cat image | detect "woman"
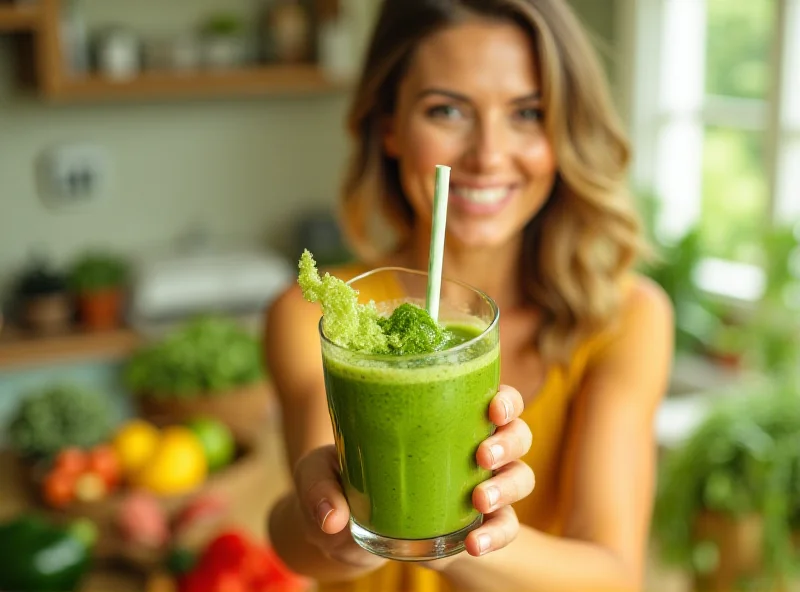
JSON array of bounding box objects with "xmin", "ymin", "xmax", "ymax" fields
[{"xmin": 265, "ymin": 0, "xmax": 673, "ymax": 590}]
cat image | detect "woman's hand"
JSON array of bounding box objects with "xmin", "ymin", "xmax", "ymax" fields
[
  {"xmin": 427, "ymin": 385, "xmax": 535, "ymax": 568},
  {"xmin": 292, "ymin": 445, "xmax": 388, "ymax": 571}
]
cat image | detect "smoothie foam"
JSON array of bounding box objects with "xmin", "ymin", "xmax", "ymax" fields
[{"xmin": 298, "ymin": 250, "xmax": 452, "ymax": 355}]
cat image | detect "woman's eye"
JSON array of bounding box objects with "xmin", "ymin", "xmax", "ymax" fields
[
  {"xmin": 426, "ymin": 104, "xmax": 463, "ymax": 120},
  {"xmin": 515, "ymin": 107, "xmax": 543, "ymax": 122}
]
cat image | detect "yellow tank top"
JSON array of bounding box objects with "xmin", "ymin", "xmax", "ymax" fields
[{"xmin": 316, "ymin": 264, "xmax": 606, "ymax": 592}]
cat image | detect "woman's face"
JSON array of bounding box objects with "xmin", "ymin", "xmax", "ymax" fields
[{"xmin": 384, "ymin": 19, "xmax": 557, "ymax": 251}]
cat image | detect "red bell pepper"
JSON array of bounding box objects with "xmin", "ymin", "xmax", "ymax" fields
[{"xmin": 178, "ymin": 529, "xmax": 307, "ymax": 592}]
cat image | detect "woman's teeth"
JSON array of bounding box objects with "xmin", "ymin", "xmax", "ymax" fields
[{"xmin": 453, "ymin": 186, "xmax": 509, "ymax": 204}]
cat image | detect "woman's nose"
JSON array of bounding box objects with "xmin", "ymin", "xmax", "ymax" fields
[{"xmin": 464, "ymin": 115, "xmax": 508, "ymax": 172}]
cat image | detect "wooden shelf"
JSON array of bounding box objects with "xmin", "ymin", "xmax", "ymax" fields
[
  {"xmin": 45, "ymin": 64, "xmax": 346, "ymax": 103},
  {"xmin": 0, "ymin": 3, "xmax": 41, "ymax": 31},
  {"xmin": 0, "ymin": 324, "xmax": 142, "ymax": 371}
]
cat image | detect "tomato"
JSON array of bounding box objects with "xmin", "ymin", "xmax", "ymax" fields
[
  {"xmin": 43, "ymin": 471, "xmax": 76, "ymax": 508},
  {"xmin": 53, "ymin": 448, "xmax": 87, "ymax": 476},
  {"xmin": 87, "ymin": 445, "xmax": 121, "ymax": 489}
]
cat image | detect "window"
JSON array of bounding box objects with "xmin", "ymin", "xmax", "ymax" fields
[{"xmin": 625, "ymin": 0, "xmax": 800, "ymax": 300}]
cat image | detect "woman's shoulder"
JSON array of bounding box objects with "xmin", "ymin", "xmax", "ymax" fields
[
  {"xmin": 578, "ymin": 273, "xmax": 672, "ymax": 358},
  {"xmin": 619, "ymin": 273, "xmax": 673, "ymax": 325},
  {"xmin": 266, "ymin": 259, "xmax": 369, "ymax": 324},
  {"xmin": 585, "ymin": 272, "xmax": 673, "ymax": 361}
]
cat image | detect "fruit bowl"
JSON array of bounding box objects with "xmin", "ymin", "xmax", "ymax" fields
[
  {"xmin": 20, "ymin": 435, "xmax": 269, "ymax": 571},
  {"xmin": 135, "ymin": 381, "xmax": 276, "ymax": 442}
]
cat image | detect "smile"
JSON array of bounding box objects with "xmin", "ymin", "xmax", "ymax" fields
[{"xmin": 448, "ymin": 184, "xmax": 515, "ymax": 213}]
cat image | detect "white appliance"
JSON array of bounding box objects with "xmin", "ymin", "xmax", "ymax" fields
[{"xmin": 127, "ymin": 247, "xmax": 294, "ymax": 337}]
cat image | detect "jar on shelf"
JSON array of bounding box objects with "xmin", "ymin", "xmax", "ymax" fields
[
  {"xmin": 315, "ymin": 0, "xmax": 356, "ymax": 82},
  {"xmin": 260, "ymin": 0, "xmax": 312, "ymax": 64},
  {"xmin": 93, "ymin": 26, "xmax": 141, "ymax": 81}
]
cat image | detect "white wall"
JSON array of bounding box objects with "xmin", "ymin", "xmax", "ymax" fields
[
  {"xmin": 0, "ymin": 0, "xmax": 379, "ymax": 298},
  {"xmin": 0, "ymin": 0, "xmax": 615, "ymax": 299}
]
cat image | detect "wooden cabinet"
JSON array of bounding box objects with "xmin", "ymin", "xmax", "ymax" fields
[
  {"xmin": 0, "ymin": 3, "xmax": 40, "ymax": 31},
  {"xmin": 0, "ymin": 0, "xmax": 345, "ymax": 103}
]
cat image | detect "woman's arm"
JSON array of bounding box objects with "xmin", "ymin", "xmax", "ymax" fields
[
  {"xmin": 264, "ymin": 285, "xmax": 386, "ymax": 582},
  {"xmin": 433, "ymin": 277, "xmax": 674, "ymax": 592}
]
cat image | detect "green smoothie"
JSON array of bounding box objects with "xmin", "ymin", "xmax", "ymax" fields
[
  {"xmin": 322, "ymin": 325, "xmax": 500, "ymax": 539},
  {"xmin": 298, "ymin": 250, "xmax": 501, "ymax": 546}
]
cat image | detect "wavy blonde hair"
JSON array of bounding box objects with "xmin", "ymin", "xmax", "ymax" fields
[{"xmin": 339, "ymin": 0, "xmax": 647, "ymax": 366}]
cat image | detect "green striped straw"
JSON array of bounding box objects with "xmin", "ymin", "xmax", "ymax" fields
[{"xmin": 426, "ymin": 165, "xmax": 451, "ymax": 322}]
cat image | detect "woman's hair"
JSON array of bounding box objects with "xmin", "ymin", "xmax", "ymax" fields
[{"xmin": 339, "ymin": 0, "xmax": 647, "ymax": 366}]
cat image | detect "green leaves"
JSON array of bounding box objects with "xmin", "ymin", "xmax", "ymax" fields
[
  {"xmin": 8, "ymin": 385, "xmax": 113, "ymax": 459},
  {"xmin": 654, "ymin": 382, "xmax": 800, "ymax": 577},
  {"xmin": 124, "ymin": 317, "xmax": 265, "ymax": 397},
  {"xmin": 68, "ymin": 251, "xmax": 129, "ymax": 293}
]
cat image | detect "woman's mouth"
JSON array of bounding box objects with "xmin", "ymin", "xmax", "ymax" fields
[{"xmin": 449, "ymin": 184, "xmax": 515, "ymax": 214}]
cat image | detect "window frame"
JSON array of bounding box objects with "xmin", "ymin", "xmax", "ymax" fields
[{"xmin": 618, "ymin": 0, "xmax": 799, "ymax": 303}]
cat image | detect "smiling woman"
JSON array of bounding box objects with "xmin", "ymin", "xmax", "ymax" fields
[
  {"xmin": 341, "ymin": 0, "xmax": 643, "ymax": 366},
  {"xmin": 264, "ymin": 1, "xmax": 673, "ymax": 592}
]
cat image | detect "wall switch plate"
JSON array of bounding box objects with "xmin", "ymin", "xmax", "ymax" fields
[{"xmin": 35, "ymin": 143, "xmax": 112, "ymax": 210}]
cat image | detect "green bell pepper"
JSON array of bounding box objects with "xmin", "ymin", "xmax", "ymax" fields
[{"xmin": 0, "ymin": 514, "xmax": 97, "ymax": 592}]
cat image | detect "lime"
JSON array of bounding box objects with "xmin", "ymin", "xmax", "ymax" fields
[{"xmin": 184, "ymin": 417, "xmax": 235, "ymax": 472}]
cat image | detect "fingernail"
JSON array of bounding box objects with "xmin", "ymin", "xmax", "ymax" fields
[
  {"xmin": 502, "ymin": 398, "xmax": 513, "ymax": 422},
  {"xmin": 477, "ymin": 534, "xmax": 491, "ymax": 555},
  {"xmin": 316, "ymin": 499, "xmax": 334, "ymax": 530},
  {"xmin": 486, "ymin": 486, "xmax": 500, "ymax": 507},
  {"xmin": 489, "ymin": 444, "xmax": 504, "ymax": 466}
]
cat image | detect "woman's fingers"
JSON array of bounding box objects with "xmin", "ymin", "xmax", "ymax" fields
[
  {"xmin": 476, "ymin": 417, "xmax": 533, "ymax": 471},
  {"xmin": 472, "ymin": 460, "xmax": 535, "ymax": 514},
  {"xmin": 489, "ymin": 385, "xmax": 524, "ymax": 426},
  {"xmin": 464, "ymin": 506, "xmax": 520, "ymax": 557},
  {"xmin": 293, "ymin": 444, "xmax": 351, "ymax": 535},
  {"xmin": 293, "ymin": 446, "xmax": 387, "ymax": 570}
]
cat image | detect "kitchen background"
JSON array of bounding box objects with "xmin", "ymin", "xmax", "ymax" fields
[{"xmin": 1, "ymin": 0, "xmax": 799, "ymax": 590}]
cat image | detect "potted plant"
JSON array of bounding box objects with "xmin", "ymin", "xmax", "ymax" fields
[
  {"xmin": 124, "ymin": 316, "xmax": 271, "ymax": 440},
  {"xmin": 697, "ymin": 302, "xmax": 750, "ymax": 370},
  {"xmin": 635, "ymin": 192, "xmax": 709, "ymax": 358},
  {"xmin": 68, "ymin": 250, "xmax": 129, "ymax": 331},
  {"xmin": 747, "ymin": 223, "xmax": 800, "ymax": 375},
  {"xmin": 15, "ymin": 258, "xmax": 72, "ymax": 333},
  {"xmin": 653, "ymin": 379, "xmax": 800, "ymax": 590},
  {"xmin": 199, "ymin": 13, "xmax": 247, "ymax": 70}
]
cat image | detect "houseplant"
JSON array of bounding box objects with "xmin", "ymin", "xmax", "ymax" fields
[
  {"xmin": 636, "ymin": 191, "xmax": 714, "ymax": 357},
  {"xmin": 15, "ymin": 258, "xmax": 72, "ymax": 333},
  {"xmin": 653, "ymin": 378, "xmax": 800, "ymax": 590},
  {"xmin": 124, "ymin": 316, "xmax": 271, "ymax": 440},
  {"xmin": 637, "ymin": 192, "xmax": 799, "ymax": 371},
  {"xmin": 747, "ymin": 223, "xmax": 800, "ymax": 375},
  {"xmin": 199, "ymin": 13, "xmax": 247, "ymax": 69},
  {"xmin": 68, "ymin": 250, "xmax": 130, "ymax": 330}
]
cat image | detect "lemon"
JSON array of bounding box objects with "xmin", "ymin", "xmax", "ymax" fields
[
  {"xmin": 112, "ymin": 419, "xmax": 161, "ymax": 478},
  {"xmin": 131, "ymin": 426, "xmax": 207, "ymax": 496}
]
